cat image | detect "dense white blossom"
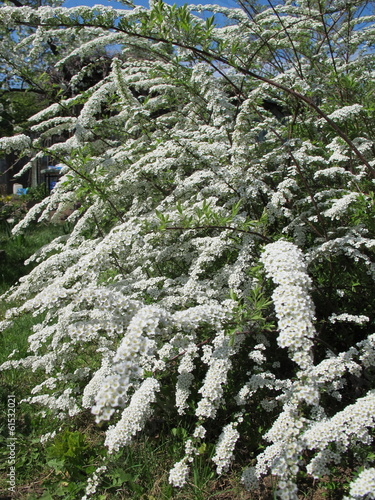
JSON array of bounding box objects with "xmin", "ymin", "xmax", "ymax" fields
[
  {"xmin": 329, "ymin": 313, "xmax": 370, "ymax": 325},
  {"xmin": 0, "ymin": 1, "xmax": 374, "ymax": 498},
  {"xmin": 344, "ymin": 468, "xmax": 375, "ymax": 499},
  {"xmin": 212, "ymin": 422, "xmax": 240, "ymax": 474},
  {"xmin": 261, "ymin": 240, "xmax": 316, "ymax": 369},
  {"xmin": 176, "ymin": 344, "xmax": 199, "ymax": 414},
  {"xmin": 0, "ymin": 134, "xmax": 31, "ymax": 154},
  {"xmin": 168, "ymin": 458, "xmax": 190, "ymax": 488},
  {"xmin": 104, "ymin": 377, "xmax": 160, "ymax": 453},
  {"xmin": 196, "ymin": 334, "xmax": 239, "ymax": 419},
  {"xmin": 304, "ymin": 391, "xmax": 375, "ymax": 452}
]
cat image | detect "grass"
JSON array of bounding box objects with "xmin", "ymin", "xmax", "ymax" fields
[
  {"xmin": 0, "ymin": 221, "xmax": 67, "ymax": 295},
  {"xmin": 0, "ymin": 406, "xmax": 254, "ymax": 499}
]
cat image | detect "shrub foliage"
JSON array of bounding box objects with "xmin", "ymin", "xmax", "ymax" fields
[{"xmin": 1, "ymin": 0, "xmax": 375, "ymax": 498}]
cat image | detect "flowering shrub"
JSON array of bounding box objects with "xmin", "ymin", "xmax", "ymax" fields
[{"xmin": 1, "ymin": 0, "xmax": 375, "ymax": 497}]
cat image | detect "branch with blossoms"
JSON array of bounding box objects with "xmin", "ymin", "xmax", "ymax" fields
[
  {"xmin": 10, "ymin": 5, "xmax": 375, "ymax": 177},
  {"xmin": 164, "ymin": 225, "xmax": 272, "ymax": 242},
  {"xmin": 0, "ymin": 2, "xmax": 375, "ymax": 499},
  {"xmin": 165, "ymin": 328, "xmax": 253, "ymax": 366}
]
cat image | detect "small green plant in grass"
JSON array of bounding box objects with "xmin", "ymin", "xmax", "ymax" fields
[
  {"xmin": 46, "ymin": 430, "xmax": 90, "ymax": 479},
  {"xmin": 189, "ymin": 444, "xmax": 215, "ymax": 500},
  {"xmin": 0, "ymin": 195, "xmax": 27, "ymax": 229},
  {"xmin": 0, "ymin": 222, "xmax": 66, "ymax": 293}
]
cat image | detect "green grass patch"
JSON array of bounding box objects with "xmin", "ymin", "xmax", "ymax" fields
[{"xmin": 0, "ymin": 222, "xmax": 67, "ymax": 295}]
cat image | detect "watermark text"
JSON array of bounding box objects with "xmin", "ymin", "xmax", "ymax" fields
[{"xmin": 6, "ymin": 395, "xmax": 16, "ymax": 496}]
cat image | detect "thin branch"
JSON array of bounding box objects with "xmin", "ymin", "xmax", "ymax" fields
[
  {"xmin": 17, "ymin": 10, "xmax": 375, "ymax": 177},
  {"xmin": 164, "ymin": 224, "xmax": 272, "ymax": 242},
  {"xmin": 70, "ymin": 19, "xmax": 375, "ymax": 178},
  {"xmin": 265, "ymin": 0, "xmax": 304, "ymax": 79}
]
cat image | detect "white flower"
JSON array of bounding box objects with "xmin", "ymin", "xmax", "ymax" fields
[
  {"xmin": 261, "ymin": 240, "xmax": 316, "ymax": 369},
  {"xmin": 326, "ymin": 104, "xmax": 363, "ymax": 122},
  {"xmin": 104, "ymin": 378, "xmax": 160, "ymax": 453},
  {"xmin": 0, "ymin": 134, "xmax": 31, "ymax": 154},
  {"xmin": 345, "ymin": 468, "xmax": 375, "ymax": 499},
  {"xmin": 212, "ymin": 422, "xmax": 240, "ymax": 474},
  {"xmin": 329, "ymin": 313, "xmax": 369, "ymax": 325},
  {"xmin": 169, "ymin": 458, "xmax": 190, "ymax": 488}
]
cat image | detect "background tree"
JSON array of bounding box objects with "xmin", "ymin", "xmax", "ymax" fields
[{"xmin": 0, "ymin": 0, "xmax": 118, "ymax": 191}]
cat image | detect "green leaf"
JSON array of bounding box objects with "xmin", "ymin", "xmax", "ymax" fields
[{"xmin": 39, "ymin": 493, "xmax": 54, "ymax": 500}]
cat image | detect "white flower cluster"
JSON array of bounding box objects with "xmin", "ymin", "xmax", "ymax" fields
[
  {"xmin": 329, "ymin": 313, "xmax": 370, "ymax": 325},
  {"xmin": 324, "ymin": 192, "xmax": 359, "ymax": 220},
  {"xmin": 236, "ymin": 371, "xmax": 289, "ymax": 406},
  {"xmin": 304, "ymin": 390, "xmax": 375, "ymax": 457},
  {"xmin": 357, "ymin": 334, "xmax": 375, "ymax": 368},
  {"xmin": 169, "ymin": 437, "xmax": 200, "ymax": 487},
  {"xmin": 256, "ymin": 408, "xmax": 306, "ymax": 488},
  {"xmin": 212, "ymin": 422, "xmax": 240, "ymax": 474},
  {"xmin": 168, "ymin": 457, "xmax": 190, "ymax": 488},
  {"xmin": 40, "ymin": 431, "xmax": 56, "ymax": 444},
  {"xmin": 104, "ymin": 377, "xmax": 160, "ymax": 453},
  {"xmin": 22, "ymin": 388, "xmax": 81, "ymax": 417},
  {"xmin": 92, "ymin": 305, "xmax": 169, "ymax": 421},
  {"xmin": 82, "ymin": 361, "xmax": 112, "ymax": 409},
  {"xmin": 82, "ymin": 466, "xmax": 107, "ymax": 499},
  {"xmin": 326, "ymin": 104, "xmax": 364, "ymax": 122},
  {"xmin": 260, "ymin": 240, "xmax": 316, "ymax": 369},
  {"xmin": 0, "ymin": 134, "xmax": 30, "ymax": 154},
  {"xmin": 78, "ymin": 81, "xmax": 116, "ymax": 130},
  {"xmin": 196, "ymin": 334, "xmax": 238, "ymax": 419},
  {"xmin": 11, "ymin": 198, "xmax": 50, "ymax": 236},
  {"xmin": 344, "ymin": 468, "xmax": 375, "ymax": 499},
  {"xmin": 248, "ymin": 343, "xmax": 267, "ymax": 365},
  {"xmin": 176, "ymin": 344, "xmax": 199, "ymax": 415}
]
